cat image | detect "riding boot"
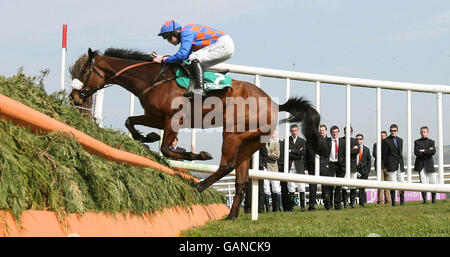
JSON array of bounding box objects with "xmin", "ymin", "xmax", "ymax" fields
[
  {"xmin": 400, "ymin": 191, "xmax": 405, "ymax": 205},
  {"xmin": 342, "ymin": 189, "xmax": 348, "ymax": 209},
  {"xmin": 287, "ymin": 192, "xmax": 295, "ymax": 212},
  {"xmin": 421, "ymin": 192, "xmax": 427, "ymax": 204},
  {"xmin": 350, "ymin": 189, "xmax": 357, "ymax": 209},
  {"xmin": 183, "ymin": 59, "xmax": 205, "ymax": 98},
  {"xmin": 431, "ymin": 193, "xmax": 436, "ymax": 204},
  {"xmin": 272, "ymin": 193, "xmax": 281, "ymax": 212},
  {"xmin": 264, "ymin": 194, "xmax": 271, "ymax": 213},
  {"xmin": 300, "ymin": 192, "xmax": 306, "ymax": 212},
  {"xmin": 391, "ymin": 190, "xmax": 396, "ymax": 206}
]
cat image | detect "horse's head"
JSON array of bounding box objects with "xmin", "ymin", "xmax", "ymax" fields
[{"xmin": 70, "ymin": 48, "xmax": 107, "ymax": 105}]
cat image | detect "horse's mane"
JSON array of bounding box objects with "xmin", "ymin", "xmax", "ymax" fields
[
  {"xmin": 69, "ymin": 48, "xmax": 154, "ymax": 79},
  {"xmin": 69, "ymin": 53, "xmax": 89, "ymax": 79},
  {"xmin": 104, "ymin": 48, "xmax": 154, "ymax": 62}
]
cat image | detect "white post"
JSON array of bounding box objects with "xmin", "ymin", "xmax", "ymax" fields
[
  {"xmin": 251, "ymin": 178, "xmax": 259, "ymax": 221},
  {"xmin": 345, "ymin": 85, "xmax": 351, "ymax": 179},
  {"xmin": 227, "ymin": 184, "xmax": 232, "ymax": 209},
  {"xmin": 252, "ymin": 74, "xmax": 261, "ymax": 171},
  {"xmin": 60, "ymin": 24, "xmax": 67, "ymax": 91},
  {"xmin": 159, "ymin": 130, "xmax": 164, "ymax": 156},
  {"xmin": 376, "ymin": 88, "xmax": 382, "ymax": 181},
  {"xmin": 128, "ymin": 93, "xmax": 135, "ymax": 137},
  {"xmin": 407, "ymin": 90, "xmax": 412, "ymax": 183},
  {"xmin": 251, "ymin": 75, "xmax": 260, "ymax": 218},
  {"xmin": 284, "ymin": 78, "xmax": 291, "ymax": 174},
  {"xmin": 93, "ymin": 89, "xmax": 104, "ymax": 127},
  {"xmin": 315, "ymin": 81, "xmax": 320, "ymax": 177},
  {"xmin": 191, "ymin": 128, "xmax": 196, "ymax": 153},
  {"xmin": 437, "ymin": 92, "xmax": 444, "ymax": 184}
]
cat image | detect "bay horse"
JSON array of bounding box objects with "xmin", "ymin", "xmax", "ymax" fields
[{"xmin": 70, "ymin": 48, "xmax": 322, "ymax": 220}]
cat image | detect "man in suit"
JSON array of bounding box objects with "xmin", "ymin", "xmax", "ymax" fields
[
  {"xmin": 340, "ymin": 126, "xmax": 360, "ymax": 209},
  {"xmin": 279, "ymin": 124, "xmax": 306, "ymax": 212},
  {"xmin": 326, "ymin": 125, "xmax": 345, "ymax": 210},
  {"xmin": 382, "ymin": 124, "xmax": 405, "ymax": 206},
  {"xmin": 355, "ymin": 134, "xmax": 371, "ymax": 207},
  {"xmin": 169, "ymin": 137, "xmax": 186, "ymax": 160},
  {"xmin": 373, "ymin": 131, "xmax": 391, "ymax": 204},
  {"xmin": 169, "ymin": 137, "xmax": 186, "ymax": 153},
  {"xmin": 244, "ymin": 145, "xmax": 268, "ymax": 213},
  {"xmin": 305, "ymin": 124, "xmax": 330, "ymax": 211},
  {"xmin": 414, "ymin": 126, "xmax": 437, "ymax": 204}
]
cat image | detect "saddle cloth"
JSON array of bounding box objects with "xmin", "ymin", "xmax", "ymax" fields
[{"xmin": 175, "ymin": 64, "xmax": 232, "ymax": 93}]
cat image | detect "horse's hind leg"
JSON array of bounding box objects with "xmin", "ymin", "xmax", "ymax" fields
[
  {"xmin": 125, "ymin": 115, "xmax": 161, "ymax": 143},
  {"xmin": 226, "ymin": 138, "xmax": 265, "ymax": 220},
  {"xmin": 226, "ymin": 159, "xmax": 250, "ymax": 220}
]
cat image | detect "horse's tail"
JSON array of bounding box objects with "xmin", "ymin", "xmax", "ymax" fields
[{"xmin": 279, "ymin": 97, "xmax": 322, "ymax": 153}]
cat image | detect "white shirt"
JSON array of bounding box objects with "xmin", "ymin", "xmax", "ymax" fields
[{"xmin": 330, "ymin": 138, "xmax": 339, "ymax": 162}]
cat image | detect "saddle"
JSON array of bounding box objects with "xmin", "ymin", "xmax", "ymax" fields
[{"xmin": 174, "ymin": 61, "xmax": 232, "ymax": 92}]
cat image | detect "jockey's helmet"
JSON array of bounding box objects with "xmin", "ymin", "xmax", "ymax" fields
[{"xmin": 158, "ymin": 20, "xmax": 182, "ymax": 36}]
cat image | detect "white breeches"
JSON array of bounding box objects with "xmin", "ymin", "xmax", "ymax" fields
[
  {"xmin": 287, "ymin": 163, "xmax": 306, "ymax": 193},
  {"xmin": 387, "ymin": 169, "xmax": 405, "ymax": 183},
  {"xmin": 419, "ymin": 169, "xmax": 437, "ymax": 184},
  {"xmin": 264, "ymin": 179, "xmax": 281, "ymax": 194},
  {"xmin": 188, "ymin": 35, "xmax": 235, "ymax": 69}
]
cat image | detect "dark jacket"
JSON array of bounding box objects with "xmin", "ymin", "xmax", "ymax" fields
[
  {"xmin": 278, "ymin": 137, "xmax": 306, "ymax": 174},
  {"xmin": 249, "ymin": 145, "xmax": 268, "ymax": 170},
  {"xmin": 169, "ymin": 146, "xmax": 186, "ymax": 153},
  {"xmin": 288, "ymin": 136, "xmax": 306, "ymax": 174},
  {"xmin": 357, "ymin": 145, "xmax": 372, "ymax": 175},
  {"xmin": 372, "ymin": 142, "xmax": 385, "ymax": 169},
  {"xmin": 414, "ymin": 137, "xmax": 436, "ymax": 173},
  {"xmin": 336, "ymin": 136, "xmax": 359, "ymax": 172},
  {"xmin": 305, "ymin": 137, "xmax": 330, "ymax": 175},
  {"xmin": 382, "ymin": 135, "xmax": 404, "ymax": 172}
]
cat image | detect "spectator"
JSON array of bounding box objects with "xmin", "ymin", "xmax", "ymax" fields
[
  {"xmin": 341, "ymin": 126, "xmax": 359, "ymax": 209},
  {"xmin": 305, "ymin": 124, "xmax": 330, "ymax": 211},
  {"xmin": 169, "ymin": 137, "xmax": 186, "ymax": 153},
  {"xmin": 414, "ymin": 126, "xmax": 437, "ymax": 204},
  {"xmin": 279, "ymin": 124, "xmax": 306, "ymax": 212},
  {"xmin": 326, "ymin": 125, "xmax": 344, "ymax": 210},
  {"xmin": 264, "ymin": 129, "xmax": 282, "ymax": 212},
  {"xmin": 355, "ymin": 134, "xmax": 371, "ymax": 207},
  {"xmin": 168, "ymin": 137, "xmax": 187, "ymax": 160},
  {"xmin": 382, "ymin": 124, "xmax": 405, "ymax": 206},
  {"xmin": 373, "ymin": 131, "xmax": 391, "ymax": 204}
]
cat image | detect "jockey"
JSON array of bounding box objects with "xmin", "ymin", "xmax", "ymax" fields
[{"xmin": 154, "ymin": 20, "xmax": 235, "ymax": 98}]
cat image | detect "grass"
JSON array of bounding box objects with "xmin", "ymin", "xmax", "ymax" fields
[
  {"xmin": 0, "ymin": 69, "xmax": 226, "ymax": 223},
  {"xmin": 183, "ymin": 200, "xmax": 450, "ymax": 237}
]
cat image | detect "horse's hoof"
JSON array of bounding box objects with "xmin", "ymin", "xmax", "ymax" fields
[
  {"xmin": 195, "ymin": 182, "xmax": 206, "ymax": 193},
  {"xmin": 199, "ymin": 151, "xmax": 213, "ymax": 160},
  {"xmin": 225, "ymin": 214, "xmax": 236, "ymax": 221},
  {"xmin": 144, "ymin": 132, "xmax": 161, "ymax": 142}
]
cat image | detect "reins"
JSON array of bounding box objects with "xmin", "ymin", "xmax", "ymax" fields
[{"xmin": 104, "ymin": 57, "xmax": 176, "ymax": 99}]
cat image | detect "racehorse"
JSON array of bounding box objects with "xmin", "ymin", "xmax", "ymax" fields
[{"xmin": 70, "ymin": 48, "xmax": 322, "ymax": 220}]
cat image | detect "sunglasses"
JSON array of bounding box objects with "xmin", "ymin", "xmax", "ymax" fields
[
  {"xmin": 162, "ymin": 33, "xmax": 173, "ymax": 41},
  {"xmin": 357, "ymin": 138, "xmax": 363, "ymax": 140},
  {"xmin": 390, "ymin": 129, "xmax": 398, "ymax": 132}
]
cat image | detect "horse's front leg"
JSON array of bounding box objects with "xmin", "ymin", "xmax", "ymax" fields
[
  {"xmin": 125, "ymin": 115, "xmax": 161, "ymax": 143},
  {"xmin": 159, "ymin": 118, "xmax": 213, "ymax": 161}
]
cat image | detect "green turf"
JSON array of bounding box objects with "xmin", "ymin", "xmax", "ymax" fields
[{"xmin": 183, "ymin": 200, "xmax": 450, "ymax": 237}]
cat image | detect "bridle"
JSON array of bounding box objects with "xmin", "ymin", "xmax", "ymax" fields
[{"xmin": 77, "ymin": 56, "xmax": 174, "ymax": 100}]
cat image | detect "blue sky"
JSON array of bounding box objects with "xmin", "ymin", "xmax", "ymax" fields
[{"xmin": 1, "ymin": 0, "xmax": 449, "ymax": 164}]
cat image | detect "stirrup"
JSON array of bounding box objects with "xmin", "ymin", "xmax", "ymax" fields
[{"xmin": 183, "ymin": 89, "xmax": 205, "ymax": 98}]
